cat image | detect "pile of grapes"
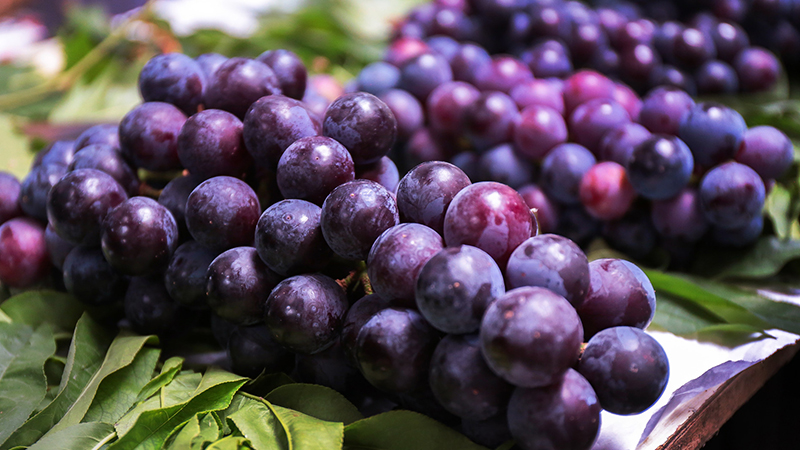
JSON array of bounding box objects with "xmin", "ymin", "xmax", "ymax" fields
[{"xmin": 0, "ymin": 45, "xmax": 671, "ymax": 450}]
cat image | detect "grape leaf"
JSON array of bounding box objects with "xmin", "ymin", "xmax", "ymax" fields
[
  {"xmin": 343, "ymin": 410, "xmax": 489, "ymax": 450},
  {"xmin": 0, "ymin": 324, "xmax": 56, "ymax": 447},
  {"xmin": 0, "ymin": 291, "xmax": 85, "ymax": 334},
  {"xmin": 164, "ymin": 414, "xmax": 201, "ymax": 450},
  {"xmin": 134, "ymin": 356, "xmax": 183, "ymax": 404},
  {"xmin": 225, "ymin": 394, "xmax": 288, "ymax": 450},
  {"xmin": 267, "ymin": 403, "xmax": 344, "ymax": 450},
  {"xmin": 265, "ymin": 383, "xmax": 362, "ymax": 425},
  {"xmin": 206, "ymin": 435, "xmax": 253, "ymax": 450},
  {"xmin": 164, "ymin": 413, "xmax": 222, "ymax": 450},
  {"xmin": 0, "ymin": 115, "xmax": 34, "ymax": 179},
  {"xmin": 161, "ymin": 372, "xmax": 204, "ymax": 406},
  {"xmin": 26, "ymin": 422, "xmax": 115, "ymax": 450},
  {"xmin": 690, "ymin": 237, "xmax": 800, "ymax": 280}
]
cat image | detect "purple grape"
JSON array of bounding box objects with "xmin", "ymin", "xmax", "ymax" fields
[
  {"xmin": 33, "ymin": 140, "xmax": 76, "ymax": 168},
  {"xmin": 678, "ymin": 102, "xmax": 747, "ymax": 168},
  {"xmin": 138, "ymin": 53, "xmax": 206, "ymax": 115},
  {"xmin": 205, "ymin": 57, "xmax": 282, "ymax": 118},
  {"xmin": 396, "ymin": 161, "xmax": 471, "ymax": 235},
  {"xmin": 598, "ymin": 122, "xmax": 651, "ymax": 164},
  {"xmin": 101, "ymin": 197, "xmax": 179, "ymax": 276},
  {"xmin": 463, "ymin": 91, "xmax": 519, "ymax": 151},
  {"xmin": 265, "ymin": 273, "xmax": 349, "ymax": 354},
  {"xmin": 513, "ymin": 105, "xmax": 568, "ymax": 162},
  {"xmin": 276, "ymin": 136, "xmax": 355, "ymax": 205},
  {"xmin": 619, "ymin": 44, "xmax": 662, "ymax": 88},
  {"xmin": 399, "ymin": 52, "xmax": 454, "ymax": 101},
  {"xmin": 509, "ymin": 78, "xmax": 565, "ymax": 115},
  {"xmin": 627, "ymin": 134, "xmax": 694, "ymax": 200},
  {"xmin": 569, "ymin": 98, "xmax": 631, "ymax": 154},
  {"xmin": 613, "ymin": 83, "xmax": 643, "ymax": 121},
  {"xmin": 673, "ymin": 28, "xmax": 717, "ymax": 68},
  {"xmin": 194, "ymin": 53, "xmax": 227, "ymax": 79},
  {"xmin": 480, "ymin": 286, "xmax": 583, "ymax": 388},
  {"xmin": 473, "ymin": 55, "xmax": 533, "ymax": 93},
  {"xmin": 461, "ymin": 415, "xmax": 512, "ymax": 449},
  {"xmin": 256, "ymin": 49, "xmax": 307, "ymax": 100},
  {"xmin": 648, "ymin": 65, "xmax": 698, "ymax": 95},
  {"xmin": 449, "ymin": 150, "xmax": 480, "ymax": 181},
  {"xmin": 185, "ymin": 176, "xmax": 261, "ymax": 251},
  {"xmin": 320, "ymin": 180, "xmax": 400, "ymax": 261},
  {"xmin": 47, "ymin": 169, "xmax": 128, "ymax": 246},
  {"xmin": 124, "ymin": 275, "xmax": 182, "ymax": 336},
  {"xmin": 19, "ymin": 164, "xmax": 67, "ymax": 222},
  {"xmin": 579, "ymin": 161, "xmax": 637, "ymax": 221},
  {"xmin": 63, "ymin": 246, "xmax": 129, "ymax": 306},
  {"xmin": 426, "ymin": 81, "xmax": 481, "ymax": 136},
  {"xmin": 74, "ymin": 124, "xmax": 119, "ymax": 152},
  {"xmin": 477, "ymin": 143, "xmax": 534, "ymax": 188},
  {"xmin": 578, "ymin": 327, "xmax": 669, "ymax": 415},
  {"xmin": 711, "ymin": 21, "xmax": 750, "ymax": 62},
  {"xmin": 541, "ymin": 143, "xmax": 597, "ymax": 205},
  {"xmin": 340, "ymin": 293, "xmax": 393, "ymax": 366},
  {"xmin": 379, "ymin": 89, "xmax": 424, "ymax": 140},
  {"xmin": 45, "ymin": 224, "xmax": 74, "ymax": 270},
  {"xmin": 177, "ymin": 109, "xmax": 251, "ymax": 179},
  {"xmin": 521, "ymin": 39, "xmax": 573, "ymax": 79},
  {"xmin": 518, "ymin": 184, "xmax": 559, "ymax": 234},
  {"xmin": 323, "ymin": 92, "xmax": 398, "ymax": 165},
  {"xmin": 590, "ymin": 46, "xmax": 621, "ymax": 77},
  {"xmin": 228, "ymin": 323, "xmax": 295, "ymax": 377},
  {"xmin": 563, "ymin": 70, "xmax": 616, "ymax": 115},
  {"xmin": 699, "ymin": 161, "xmax": 766, "ymax": 229},
  {"xmin": 357, "ymin": 62, "xmax": 401, "ymax": 96},
  {"xmin": 118, "ymin": 102, "xmax": 186, "ymax": 171},
  {"xmin": 602, "ymin": 210, "xmax": 659, "ymax": 260},
  {"xmin": 293, "ymin": 340, "xmax": 363, "ymax": 394},
  {"xmin": 254, "ymin": 199, "xmax": 333, "ymax": 276},
  {"xmin": 450, "ymin": 42, "xmax": 492, "ymax": 84},
  {"xmin": 405, "ymin": 129, "xmax": 454, "ymax": 169},
  {"xmin": 243, "ymin": 95, "xmax": 321, "ymax": 170},
  {"xmin": 736, "ymin": 125, "xmax": 793, "ymax": 180},
  {"xmin": 695, "ymin": 60, "xmax": 739, "ymax": 94},
  {"xmin": 529, "ymin": 3, "xmax": 572, "ymax": 41},
  {"xmin": 712, "ymin": 214, "xmax": 764, "ymax": 247},
  {"xmin": 70, "ymin": 144, "xmax": 139, "ymax": 196},
  {"xmin": 384, "ymin": 37, "xmax": 430, "ymax": 67},
  {"xmin": 733, "ymin": 47, "xmax": 781, "ymax": 92},
  {"xmin": 638, "ymin": 86, "xmax": 694, "ymax": 136},
  {"xmin": 616, "ymin": 18, "xmax": 656, "ymax": 49},
  {"xmin": 0, "ymin": 218, "xmax": 50, "ymax": 289},
  {"xmin": 157, "ymin": 174, "xmax": 202, "ymax": 238},
  {"xmin": 426, "ymin": 35, "xmax": 461, "ymax": 61},
  {"xmin": 355, "ymin": 156, "xmax": 400, "ymax": 192},
  {"xmin": 651, "ymin": 187, "xmax": 710, "ymax": 242},
  {"xmin": 164, "ymin": 240, "xmax": 219, "ymax": 309}
]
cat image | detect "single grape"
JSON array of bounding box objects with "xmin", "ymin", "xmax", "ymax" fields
[
  {"xmin": 450, "ymin": 42, "xmax": 492, "ymax": 85},
  {"xmin": 734, "ymin": 47, "xmax": 780, "ymax": 92},
  {"xmin": 256, "ymin": 49, "xmax": 307, "ymax": 100},
  {"xmin": 340, "ymin": 293, "xmax": 393, "ymax": 366},
  {"xmin": 699, "ymin": 161, "xmax": 766, "ymax": 229},
  {"xmin": 711, "ymin": 21, "xmax": 749, "ymax": 61},
  {"xmin": 228, "ymin": 323, "xmax": 295, "ymax": 377},
  {"xmin": 397, "ymin": 161, "xmax": 471, "ymax": 235},
  {"xmin": 651, "ymin": 187, "xmax": 710, "ymax": 242},
  {"xmin": 44, "ymin": 224, "xmax": 75, "ymax": 270},
  {"xmin": 63, "ymin": 246, "xmax": 129, "ymax": 306},
  {"xmin": 70, "ymin": 144, "xmax": 139, "ymax": 196},
  {"xmin": 157, "ymin": 174, "xmax": 202, "ymax": 239},
  {"xmin": 185, "ymin": 176, "xmax": 261, "ymax": 251},
  {"xmin": 204, "ymin": 57, "xmax": 282, "ymax": 118},
  {"xmin": 138, "ymin": 53, "xmax": 206, "ymax": 116},
  {"xmin": 619, "ymin": 43, "xmax": 662, "ymax": 88},
  {"xmin": 74, "ymin": 124, "xmax": 120, "ymax": 152},
  {"xmin": 384, "ymin": 36, "xmax": 430, "ymax": 67},
  {"xmin": 627, "ymin": 135, "xmax": 694, "ymax": 200},
  {"xmin": 473, "ymin": 55, "xmax": 533, "ymax": 94},
  {"xmin": 513, "ymin": 105, "xmax": 568, "ymax": 162},
  {"xmin": 612, "ymin": 83, "xmax": 643, "ymax": 121},
  {"xmin": 638, "ymin": 86, "xmax": 694, "ymax": 136},
  {"xmin": 323, "ymin": 92, "xmax": 398, "ymax": 165},
  {"xmin": 355, "ymin": 156, "xmax": 400, "ymax": 192},
  {"xmin": 32, "ymin": 140, "xmax": 76, "ymax": 168},
  {"xmin": 735, "ymin": 125, "xmax": 793, "ymax": 180},
  {"xmin": 509, "ymin": 78, "xmax": 565, "ymax": 115},
  {"xmin": 118, "ymin": 102, "xmax": 186, "ymax": 172},
  {"xmin": 406, "ymin": 128, "xmax": 455, "ymax": 169},
  {"xmin": 18, "ymin": 164, "xmax": 68, "ymax": 222},
  {"xmin": 563, "ymin": 70, "xmax": 616, "ymax": 114},
  {"xmin": 648, "ymin": 65, "xmax": 697, "ymax": 95},
  {"xmin": 426, "ymin": 81, "xmax": 480, "ymax": 136},
  {"xmin": 164, "ymin": 240, "xmax": 218, "ymax": 309},
  {"xmin": 673, "ymin": 28, "xmax": 716, "ymax": 68},
  {"xmin": 477, "ymin": 143, "xmax": 534, "ymax": 188},
  {"xmin": 521, "ymin": 39, "xmax": 573, "ymax": 78},
  {"xmin": 356, "ymin": 62, "xmax": 401, "ymax": 96},
  {"xmin": 276, "ymin": 136, "xmax": 355, "ymax": 205},
  {"xmin": 518, "ymin": 184, "xmax": 559, "ymax": 234},
  {"xmin": 569, "ymin": 98, "xmax": 631, "ymax": 154},
  {"xmin": 541, "ymin": 143, "xmax": 597, "ymax": 205},
  {"xmin": 303, "ymin": 74, "xmax": 345, "ymax": 118},
  {"xmin": 379, "ymin": 89, "xmax": 424, "ymax": 140},
  {"xmin": 463, "ymin": 91, "xmax": 519, "ymax": 151},
  {"xmin": 0, "ymin": 218, "xmax": 50, "ymax": 288},
  {"xmin": 177, "ymin": 109, "xmax": 252, "ymax": 179},
  {"xmin": 695, "ymin": 60, "xmax": 739, "ymax": 94},
  {"xmin": 712, "ymin": 214, "xmax": 764, "ymax": 247},
  {"xmin": 678, "ymin": 102, "xmax": 747, "ymax": 168},
  {"xmin": 124, "ymin": 275, "xmax": 182, "ymax": 336},
  {"xmin": 426, "ymin": 35, "xmax": 461, "ymax": 61},
  {"xmin": 399, "ymin": 52, "xmax": 454, "ymax": 101},
  {"xmin": 194, "ymin": 53, "xmax": 227, "ymax": 79}
]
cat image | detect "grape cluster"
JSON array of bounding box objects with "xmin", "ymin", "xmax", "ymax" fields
[{"xmin": 0, "ymin": 46, "xmax": 672, "ymax": 450}]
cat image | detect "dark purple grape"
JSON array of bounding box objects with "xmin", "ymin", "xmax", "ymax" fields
[
  {"xmin": 357, "ymin": 62, "xmax": 401, "ymax": 96},
  {"xmin": 480, "ymin": 286, "xmax": 583, "ymax": 388},
  {"xmin": 396, "ymin": 161, "xmax": 471, "ymax": 235},
  {"xmin": 265, "ymin": 273, "xmax": 348, "ymax": 354},
  {"xmin": 399, "ymin": 52, "xmax": 454, "ymax": 101},
  {"xmin": 293, "ymin": 339, "xmax": 362, "ymax": 393},
  {"xmin": 571, "ymin": 22, "xmax": 609, "ymax": 64},
  {"xmin": 355, "ymin": 307, "xmax": 439, "ymax": 393},
  {"xmin": 256, "ymin": 49, "xmax": 307, "ymax": 100},
  {"xmin": 509, "ymin": 78, "xmax": 565, "ymax": 115},
  {"xmin": 63, "ymin": 246, "xmax": 129, "ymax": 306},
  {"xmin": 379, "ymin": 89, "xmax": 424, "ymax": 140},
  {"xmin": 228, "ymin": 323, "xmax": 295, "ymax": 377},
  {"xmin": 355, "ymin": 156, "xmax": 400, "ymax": 192},
  {"xmin": 101, "ymin": 197, "xmax": 179, "ymax": 276},
  {"xmin": 711, "ymin": 21, "xmax": 750, "ymax": 62},
  {"xmin": 602, "ymin": 210, "xmax": 659, "ymax": 260},
  {"xmin": 653, "ymin": 21, "xmax": 684, "ymax": 62},
  {"xmin": 74, "ymin": 124, "xmax": 120, "ymax": 152},
  {"xmin": 19, "ymin": 164, "xmax": 68, "ymax": 222},
  {"xmin": 0, "ymin": 218, "xmax": 50, "ymax": 288},
  {"xmin": 736, "ymin": 125, "xmax": 793, "ymax": 180},
  {"xmin": 33, "ymin": 140, "xmax": 75, "ymax": 168},
  {"xmin": 695, "ymin": 60, "xmax": 739, "ymax": 94},
  {"xmin": 157, "ymin": 174, "xmax": 202, "ymax": 238},
  {"xmin": 563, "ymin": 70, "xmax": 616, "ymax": 115},
  {"xmin": 541, "ymin": 143, "xmax": 597, "ymax": 205},
  {"xmin": 323, "ymin": 92, "xmax": 398, "ymax": 165},
  {"xmin": 507, "ymin": 369, "xmax": 601, "ymax": 450},
  {"xmin": 598, "ymin": 122, "xmax": 651, "ymax": 164},
  {"xmin": 616, "ymin": 18, "xmax": 656, "ymax": 49},
  {"xmin": 185, "ymin": 176, "xmax": 260, "ymax": 251},
  {"xmin": 449, "ymin": 150, "xmax": 480, "ymax": 181},
  {"xmin": 519, "ymin": 184, "xmax": 559, "ymax": 234},
  {"xmin": 558, "ymin": 205, "xmax": 600, "ymax": 247},
  {"xmin": 275, "ymin": 136, "xmax": 354, "ymax": 205},
  {"xmin": 648, "ymin": 65, "xmax": 697, "ymax": 95},
  {"xmin": 569, "ymin": 98, "xmax": 631, "ymax": 154},
  {"xmin": 70, "ymin": 144, "xmax": 139, "ymax": 196},
  {"xmin": 164, "ymin": 240, "xmax": 218, "ymax": 309},
  {"xmin": 477, "ymin": 143, "xmax": 534, "ymax": 188},
  {"xmin": 254, "ymin": 199, "xmax": 332, "ymax": 276},
  {"xmin": 429, "ymin": 6, "xmax": 472, "ymax": 39},
  {"xmin": 678, "ymin": 102, "xmax": 747, "ymax": 168},
  {"xmin": 206, "ymin": 246, "xmax": 281, "ymax": 325},
  {"xmin": 429, "ymin": 334, "xmax": 513, "ymax": 421},
  {"xmin": 443, "ymin": 181, "xmax": 533, "ymax": 266},
  {"xmin": 384, "ymin": 37, "xmax": 430, "ymax": 67},
  {"xmin": 473, "ymin": 55, "xmax": 533, "ymax": 93},
  {"xmin": 513, "ymin": 105, "xmax": 568, "ymax": 162},
  {"xmin": 733, "ymin": 47, "xmax": 781, "ymax": 92},
  {"xmin": 205, "ymin": 57, "xmax": 282, "ymax": 118},
  {"xmin": 138, "ymin": 53, "xmax": 206, "ymax": 116},
  {"xmin": 406, "ymin": 129, "xmax": 454, "ymax": 168},
  {"xmin": 426, "ymin": 35, "xmax": 461, "ymax": 61},
  {"xmin": 45, "ymin": 224, "xmax": 75, "ymax": 270},
  {"xmin": 673, "ymin": 28, "xmax": 716, "ymax": 68},
  {"xmin": 579, "ymin": 327, "xmax": 669, "ymax": 415},
  {"xmin": 341, "ymin": 293, "xmax": 393, "ymax": 366},
  {"xmin": 590, "ymin": 46, "xmax": 621, "ymax": 77},
  {"xmin": 576, "ymin": 258, "xmax": 656, "ymax": 338},
  {"xmin": 638, "ymin": 86, "xmax": 694, "ymax": 136},
  {"xmin": 194, "ymin": 53, "xmax": 227, "ymax": 79},
  {"xmin": 522, "ymin": 39, "xmax": 574, "ymax": 79},
  {"xmin": 619, "ymin": 44, "xmax": 662, "ymax": 87},
  {"xmin": 712, "ymin": 214, "xmax": 764, "ymax": 247},
  {"xmin": 47, "ymin": 169, "xmax": 128, "ymax": 246},
  {"xmin": 177, "ymin": 109, "xmax": 251, "ymax": 179},
  {"xmin": 426, "ymin": 81, "xmax": 480, "ymax": 136},
  {"xmin": 450, "ymin": 42, "xmax": 492, "ymax": 84},
  {"xmin": 367, "ymin": 223, "xmax": 444, "ymax": 305},
  {"xmin": 320, "ymin": 180, "xmax": 400, "ymax": 261},
  {"xmin": 699, "ymin": 161, "xmax": 766, "ymax": 229},
  {"xmin": 118, "ymin": 102, "xmax": 186, "ymax": 171},
  {"xmin": 243, "ymin": 95, "xmax": 321, "ymax": 170},
  {"xmin": 651, "ymin": 187, "xmax": 710, "ymax": 242},
  {"xmin": 124, "ymin": 275, "xmax": 182, "ymax": 336},
  {"xmin": 461, "ymin": 415, "xmax": 512, "ymax": 449},
  {"xmin": 627, "ymin": 135, "xmax": 694, "ymax": 200},
  {"xmin": 415, "ymin": 245, "xmax": 504, "ymax": 334},
  {"xmin": 463, "ymin": 91, "xmax": 519, "ymax": 151}
]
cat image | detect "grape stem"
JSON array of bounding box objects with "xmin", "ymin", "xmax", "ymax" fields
[{"xmin": 335, "ymin": 260, "xmax": 373, "ymax": 295}]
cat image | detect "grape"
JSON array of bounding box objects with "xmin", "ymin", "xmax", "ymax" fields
[
  {"xmin": 558, "ymin": 205, "xmax": 600, "ymax": 247},
  {"xmin": 541, "ymin": 143, "xmax": 597, "ymax": 205},
  {"xmin": 612, "ymin": 83, "xmax": 643, "ymax": 121},
  {"xmin": 195, "ymin": 53, "xmax": 227, "ymax": 78},
  {"xmin": 45, "ymin": 224, "xmax": 75, "ymax": 270},
  {"xmin": 602, "ymin": 209, "xmax": 659, "ymax": 260},
  {"xmin": 563, "ymin": 70, "xmax": 616, "ymax": 114},
  {"xmin": 572, "ymin": 23, "xmax": 609, "ymax": 65},
  {"xmin": 118, "ymin": 102, "xmax": 186, "ymax": 172},
  {"xmin": 157, "ymin": 174, "xmax": 201, "ymax": 238},
  {"xmin": 228, "ymin": 324, "xmax": 295, "ymax": 377},
  {"xmin": 379, "ymin": 89, "xmax": 424, "ymax": 140},
  {"xmin": 651, "ymin": 187, "xmax": 710, "ymax": 242},
  {"xmin": 576, "ymin": 258, "xmax": 656, "ymax": 338},
  {"xmin": 276, "ymin": 136, "xmax": 355, "ymax": 205},
  {"xmin": 518, "ymin": 184, "xmax": 559, "ymax": 233},
  {"xmin": 480, "ymin": 286, "xmax": 583, "ymax": 388},
  {"xmin": 443, "ymin": 181, "xmax": 533, "ymax": 266},
  {"xmin": 138, "ymin": 53, "xmax": 206, "ymax": 116},
  {"xmin": 0, "ymin": 218, "xmax": 50, "ymax": 289},
  {"xmin": 679, "ymin": 102, "xmax": 747, "ymax": 168},
  {"xmin": 616, "ymin": 18, "xmax": 656, "ymax": 49},
  {"xmin": 33, "ymin": 140, "xmax": 76, "ymax": 168},
  {"xmin": 416, "ymin": 245, "xmax": 505, "ymax": 334},
  {"xmin": 507, "ymin": 369, "xmax": 601, "ymax": 450},
  {"xmin": 627, "ymin": 135, "xmax": 694, "ymax": 200},
  {"xmin": 355, "ymin": 156, "xmax": 400, "ymax": 192},
  {"xmin": 521, "ymin": 39, "xmax": 574, "ymax": 79},
  {"xmin": 569, "ymin": 98, "xmax": 631, "ymax": 153},
  {"xmin": 429, "ymin": 334, "xmax": 513, "ymax": 421},
  {"xmin": 185, "ymin": 176, "xmax": 261, "ymax": 251},
  {"xmin": 463, "ymin": 91, "xmax": 520, "ymax": 151},
  {"xmin": 529, "ymin": 3, "xmax": 572, "ymax": 41},
  {"xmin": 323, "ymin": 92, "xmax": 398, "ymax": 165},
  {"xmin": 578, "ymin": 327, "xmax": 669, "ymax": 415},
  {"xmin": 340, "ymin": 293, "xmax": 393, "ymax": 366},
  {"xmin": 638, "ymin": 86, "xmax": 695, "ymax": 136},
  {"xmin": 429, "ymin": 7, "xmax": 471, "ymax": 39},
  {"xmin": 513, "ymin": 105, "xmax": 568, "ymax": 162},
  {"xmin": 204, "ymin": 57, "xmax": 282, "ymax": 119},
  {"xmin": 598, "ymin": 122, "xmax": 651, "ymax": 165},
  {"xmin": 406, "ymin": 129, "xmax": 454, "ymax": 169},
  {"xmin": 243, "ymin": 95, "xmax": 321, "ymax": 170},
  {"xmin": 509, "ymin": 78, "xmax": 565, "ymax": 115},
  {"xmin": 648, "ymin": 65, "xmax": 697, "ymax": 95},
  {"xmin": 19, "ymin": 164, "xmax": 68, "ymax": 222},
  {"xmin": 426, "ymin": 81, "xmax": 480, "ymax": 136},
  {"xmin": 0, "ymin": 172, "xmax": 22, "ymax": 225},
  {"xmin": 74, "ymin": 124, "xmax": 119, "ymax": 152},
  {"xmin": 477, "ymin": 143, "xmax": 534, "ymax": 188},
  {"xmin": 265, "ymin": 273, "xmax": 349, "ymax": 354},
  {"xmin": 473, "ymin": 55, "xmax": 533, "ymax": 94},
  {"xmin": 712, "ymin": 214, "xmax": 764, "ymax": 247},
  {"xmin": 177, "ymin": 109, "xmax": 251, "ymax": 179},
  {"xmin": 254, "ymin": 199, "xmax": 333, "ymax": 276},
  {"xmin": 735, "ymin": 125, "xmax": 794, "ymax": 179},
  {"xmin": 356, "ymin": 62, "xmax": 401, "ymax": 96},
  {"xmin": 734, "ymin": 47, "xmax": 781, "ymax": 92},
  {"xmin": 293, "ymin": 339, "xmax": 364, "ymax": 393},
  {"xmin": 396, "ymin": 161, "xmax": 471, "ymax": 235},
  {"xmin": 320, "ymin": 180, "xmax": 400, "ymax": 261},
  {"xmin": 426, "ymin": 35, "xmax": 461, "ymax": 61},
  {"xmin": 590, "ymin": 46, "xmax": 621, "ymax": 78},
  {"xmin": 711, "ymin": 21, "xmax": 750, "ymax": 61},
  {"xmin": 63, "ymin": 246, "xmax": 129, "ymax": 306},
  {"xmin": 355, "ymin": 307, "xmax": 439, "ymax": 393},
  {"xmin": 695, "ymin": 60, "xmax": 739, "ymax": 94},
  {"xmin": 70, "ymin": 144, "xmax": 140, "ymax": 196},
  {"xmin": 256, "ymin": 49, "xmax": 307, "ymax": 100},
  {"xmin": 699, "ymin": 161, "xmax": 766, "ymax": 229},
  {"xmin": 101, "ymin": 197, "xmax": 179, "ymax": 276},
  {"xmin": 653, "ymin": 20, "xmax": 683, "ymax": 62},
  {"xmin": 450, "ymin": 42, "xmax": 492, "ymax": 85},
  {"xmin": 384, "ymin": 37, "xmax": 430, "ymax": 67},
  {"xmin": 47, "ymin": 169, "xmax": 128, "ymax": 246},
  {"xmin": 124, "ymin": 275, "xmax": 182, "ymax": 336},
  {"xmin": 164, "ymin": 240, "xmax": 218, "ymax": 309},
  {"xmin": 673, "ymin": 28, "xmax": 717, "ymax": 68},
  {"xmin": 619, "ymin": 44, "xmax": 662, "ymax": 88},
  {"xmin": 399, "ymin": 52, "xmax": 454, "ymax": 101},
  {"xmin": 206, "ymin": 246, "xmax": 281, "ymax": 325},
  {"xmin": 461, "ymin": 415, "xmax": 512, "ymax": 449},
  {"xmin": 303, "ymin": 74, "xmax": 345, "ymax": 118}
]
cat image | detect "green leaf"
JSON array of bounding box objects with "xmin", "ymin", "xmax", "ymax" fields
[
  {"xmin": 0, "ymin": 115, "xmax": 33, "ymax": 179},
  {"xmin": 47, "ymin": 63, "xmax": 140, "ymax": 124},
  {"xmin": 343, "ymin": 410, "xmax": 489, "ymax": 450},
  {"xmin": 649, "ymin": 292, "xmax": 728, "ymax": 336},
  {"xmin": 109, "ymin": 368, "xmax": 247, "ymax": 450},
  {"xmin": 164, "ymin": 414, "xmax": 201, "ymax": 450},
  {"xmin": 242, "ymin": 372, "xmax": 294, "ymax": 397},
  {"xmin": 268, "ymin": 403, "xmax": 344, "ymax": 450},
  {"xmin": 0, "ymin": 291, "xmax": 86, "ymax": 334},
  {"xmin": 206, "ymin": 435, "xmax": 253, "ymax": 450},
  {"xmin": 26, "ymin": 422, "xmax": 115, "ymax": 450},
  {"xmin": 765, "ymin": 184, "xmax": 795, "ymax": 240},
  {"xmin": 2, "ymin": 314, "xmax": 112, "ymax": 450},
  {"xmin": 225, "ymin": 394, "xmax": 287, "ymax": 450},
  {"xmin": 161, "ymin": 372, "xmax": 204, "ymax": 406},
  {"xmin": 194, "ymin": 413, "xmax": 223, "ymax": 448},
  {"xmin": 134, "ymin": 356, "xmax": 183, "ymax": 404},
  {"xmin": 265, "ymin": 384, "xmax": 362, "ymax": 425},
  {"xmin": 0, "ymin": 324, "xmax": 56, "ymax": 446},
  {"xmin": 691, "ymin": 237, "xmax": 800, "ymax": 280}
]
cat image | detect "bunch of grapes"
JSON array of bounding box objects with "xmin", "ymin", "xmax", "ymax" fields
[{"xmin": 0, "ymin": 44, "xmax": 672, "ymax": 450}]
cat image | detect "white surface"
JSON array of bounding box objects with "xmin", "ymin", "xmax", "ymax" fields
[{"xmin": 153, "ymin": 0, "xmax": 302, "ymax": 37}]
